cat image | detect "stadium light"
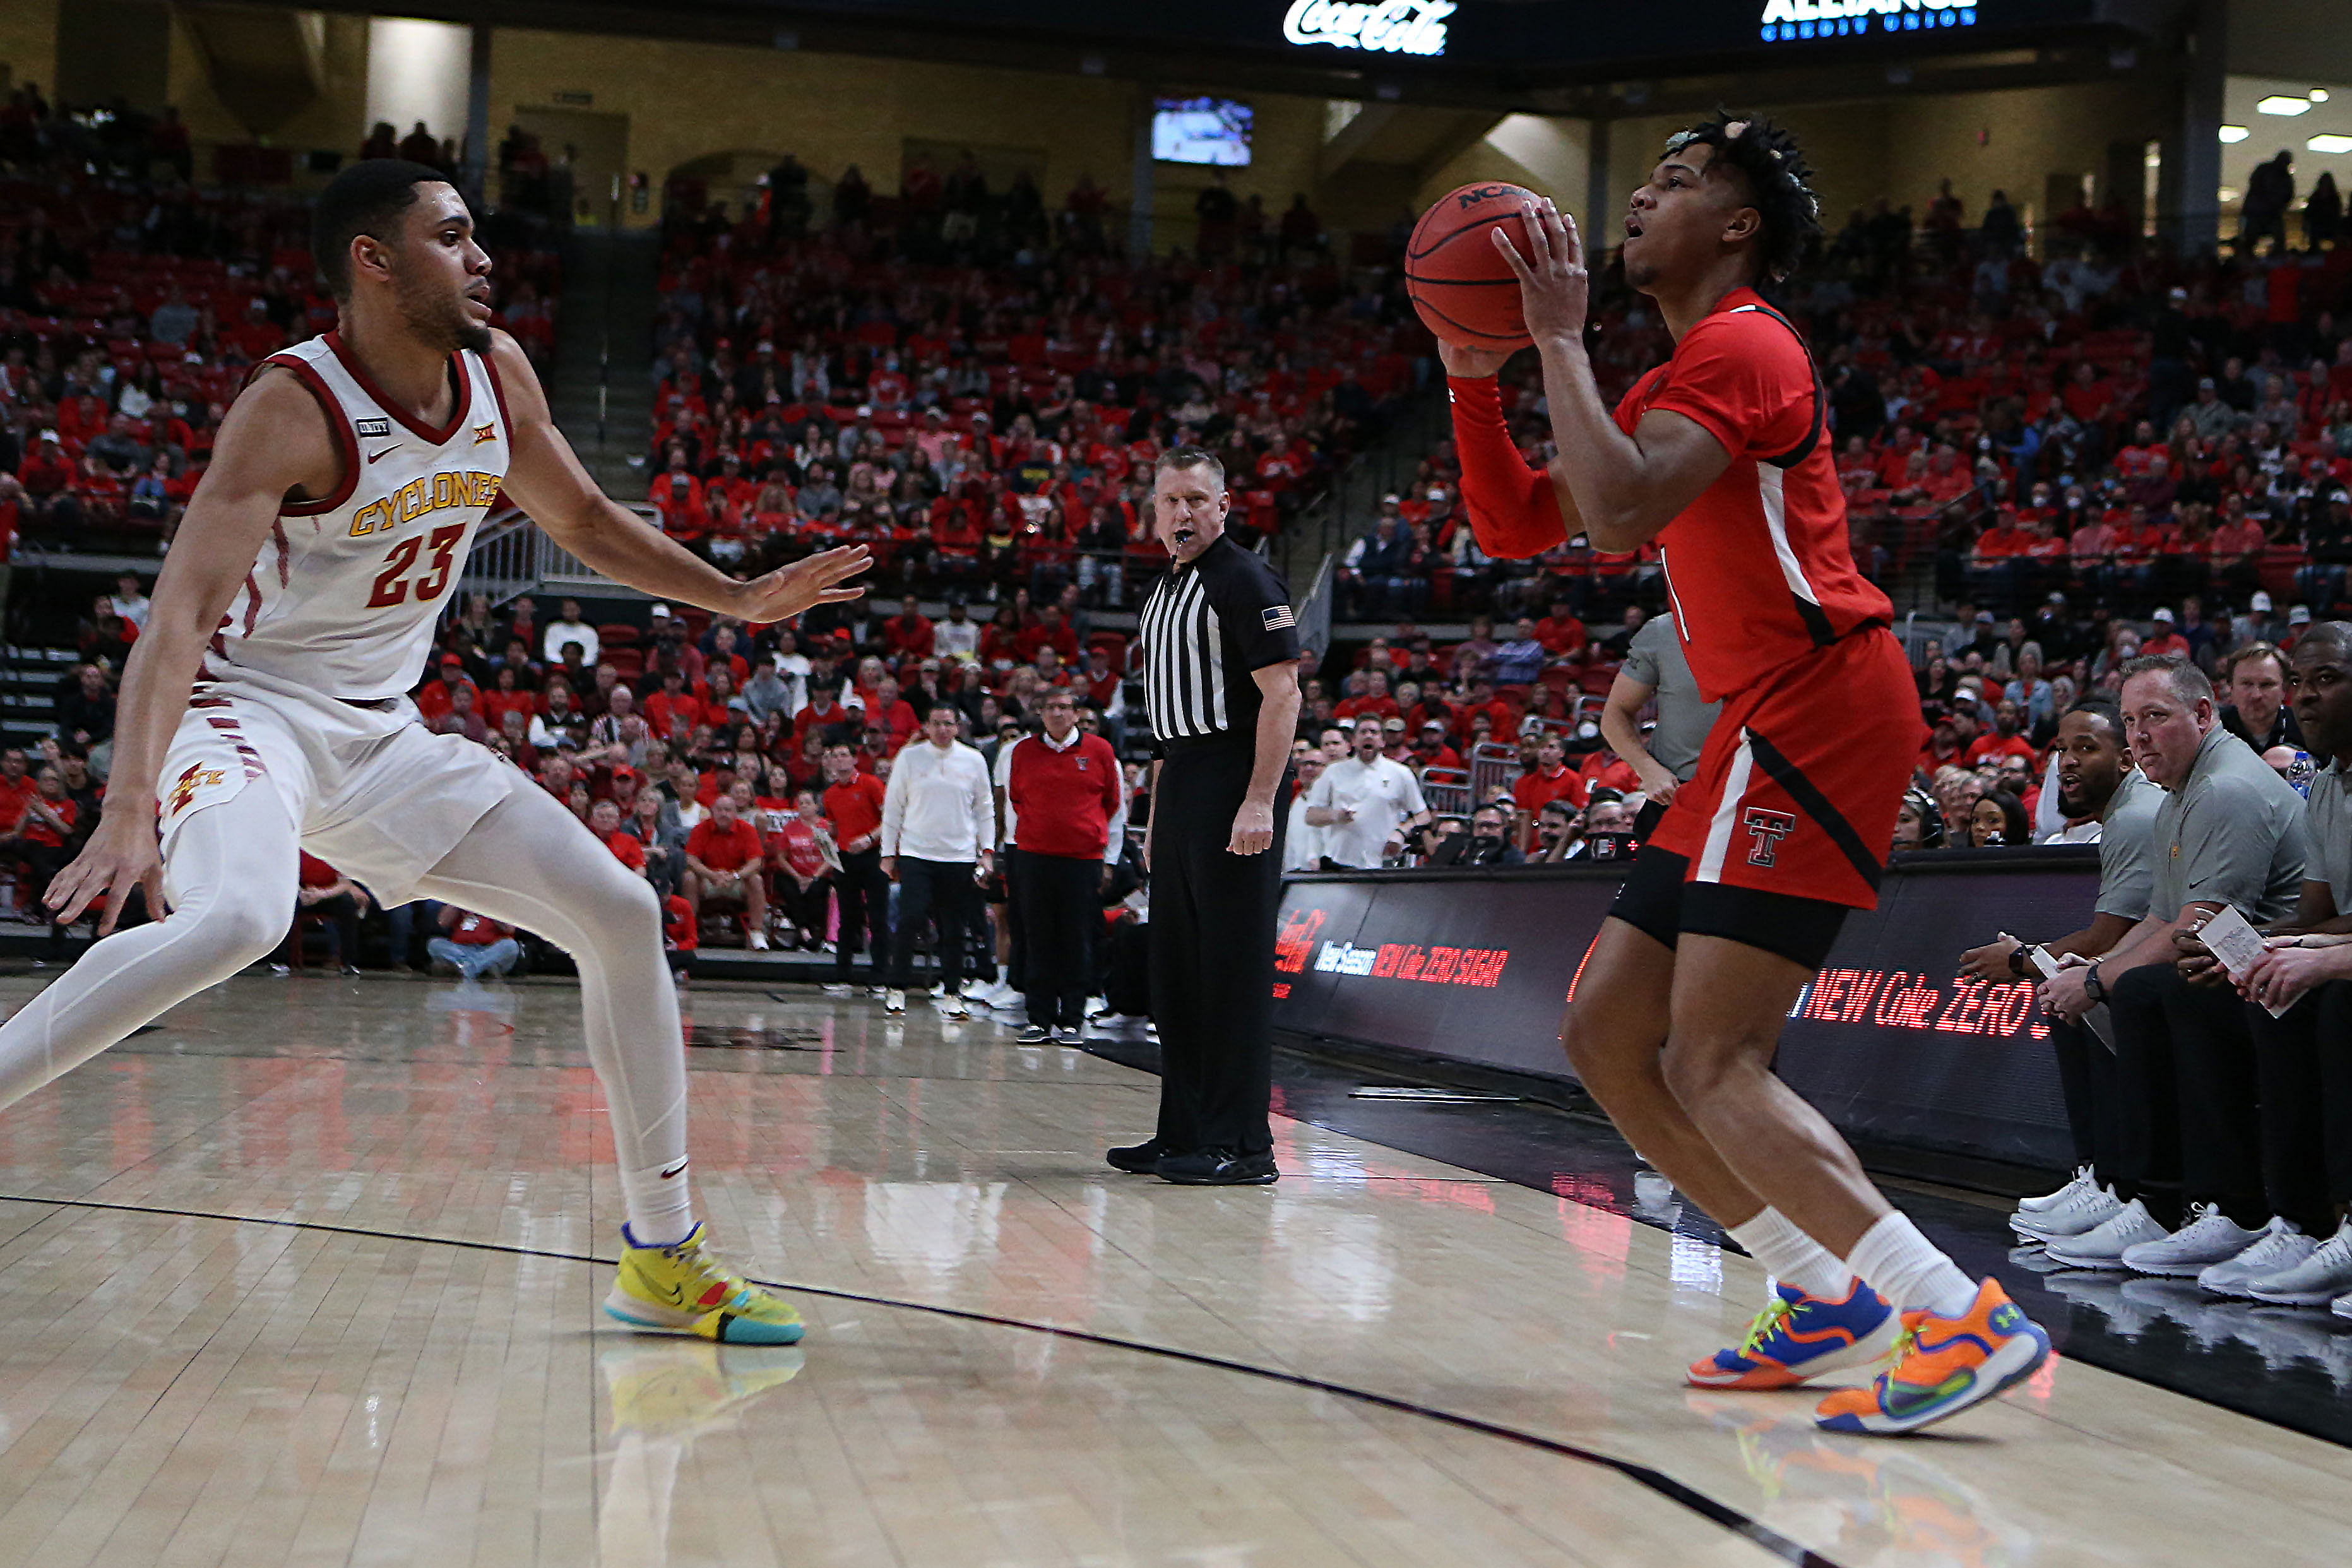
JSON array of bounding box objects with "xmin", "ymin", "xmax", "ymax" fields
[
  {"xmin": 2257, "ymin": 95, "xmax": 2313, "ymax": 116},
  {"xmin": 2219, "ymin": 125, "xmax": 2250, "ymax": 142},
  {"xmin": 2313, "ymin": 90, "xmax": 2332, "ymax": 104},
  {"xmin": 2309, "ymin": 134, "xmax": 2352, "ymax": 155}
]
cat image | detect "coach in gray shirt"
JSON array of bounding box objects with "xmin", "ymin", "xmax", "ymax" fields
[
  {"xmin": 1960, "ymin": 697, "xmax": 2156, "ymax": 1193},
  {"xmin": 1601, "ymin": 614, "xmax": 1722, "ymax": 839},
  {"xmin": 2040, "ymin": 655, "xmax": 2308, "ymax": 1261},
  {"xmin": 2229, "ymin": 622, "xmax": 2352, "ymax": 1259}
]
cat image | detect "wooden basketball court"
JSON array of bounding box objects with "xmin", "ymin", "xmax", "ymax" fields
[{"xmin": 0, "ymin": 971, "xmax": 2341, "ymax": 1566}]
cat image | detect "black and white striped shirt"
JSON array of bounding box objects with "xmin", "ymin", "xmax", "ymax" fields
[{"xmin": 1139, "ymin": 535, "xmax": 1299, "ymax": 747}]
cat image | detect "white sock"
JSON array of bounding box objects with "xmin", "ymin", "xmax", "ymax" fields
[
  {"xmin": 619, "ymin": 1155, "xmax": 696, "ymax": 1248},
  {"xmin": 1846, "ymin": 1211, "xmax": 1978, "ymax": 1318},
  {"xmin": 1726, "ymin": 1208, "xmax": 1854, "ymax": 1301}
]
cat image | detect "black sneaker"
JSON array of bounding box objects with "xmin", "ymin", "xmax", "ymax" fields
[
  {"xmin": 1016, "ymin": 1024, "xmax": 1054, "ymax": 1044},
  {"xmin": 1105, "ymin": 1137, "xmax": 1176, "ymax": 1175},
  {"xmin": 1156, "ymin": 1148, "xmax": 1278, "ymax": 1186}
]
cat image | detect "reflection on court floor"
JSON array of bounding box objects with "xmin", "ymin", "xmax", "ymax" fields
[{"xmin": 0, "ymin": 971, "xmax": 2341, "ymax": 1567}]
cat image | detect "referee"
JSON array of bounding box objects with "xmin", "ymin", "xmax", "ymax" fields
[{"xmin": 1111, "ymin": 447, "xmax": 1302, "ymax": 1185}]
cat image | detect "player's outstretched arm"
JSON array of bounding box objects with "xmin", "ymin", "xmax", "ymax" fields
[
  {"xmin": 488, "ymin": 333, "xmax": 870, "ymax": 620},
  {"xmin": 1438, "ymin": 342, "xmax": 1572, "ymax": 561},
  {"xmin": 1491, "ymin": 199, "xmax": 1731, "ymax": 552},
  {"xmin": 47, "ymin": 367, "xmax": 337, "ymax": 932}
]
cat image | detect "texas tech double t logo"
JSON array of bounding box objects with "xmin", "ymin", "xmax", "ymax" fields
[{"xmin": 1743, "ymin": 807, "xmax": 1797, "ymax": 867}]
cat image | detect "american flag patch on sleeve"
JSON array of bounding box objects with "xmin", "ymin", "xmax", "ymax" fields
[{"xmin": 1263, "ymin": 605, "xmax": 1297, "ymax": 631}]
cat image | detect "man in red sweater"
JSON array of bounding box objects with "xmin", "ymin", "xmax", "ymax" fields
[{"xmin": 1004, "ymin": 687, "xmax": 1124, "ymax": 1039}]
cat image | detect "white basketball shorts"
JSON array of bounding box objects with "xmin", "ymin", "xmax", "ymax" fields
[{"xmin": 156, "ymin": 665, "xmax": 516, "ymax": 906}]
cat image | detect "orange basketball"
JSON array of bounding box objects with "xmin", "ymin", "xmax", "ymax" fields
[{"xmin": 1406, "ymin": 182, "xmax": 1543, "ymax": 351}]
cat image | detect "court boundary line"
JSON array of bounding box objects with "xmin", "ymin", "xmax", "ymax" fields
[{"xmin": 0, "ymin": 1189, "xmax": 1845, "ymax": 1568}]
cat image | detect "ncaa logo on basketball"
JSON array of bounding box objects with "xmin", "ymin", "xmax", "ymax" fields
[{"xmin": 1743, "ymin": 807, "xmax": 1797, "ymax": 867}]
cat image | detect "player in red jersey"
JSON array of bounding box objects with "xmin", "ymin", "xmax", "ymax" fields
[{"xmin": 1443, "ymin": 114, "xmax": 2047, "ymax": 1435}]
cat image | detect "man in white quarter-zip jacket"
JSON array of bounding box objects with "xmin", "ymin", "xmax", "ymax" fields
[{"xmin": 881, "ymin": 703, "xmax": 995, "ymax": 1018}]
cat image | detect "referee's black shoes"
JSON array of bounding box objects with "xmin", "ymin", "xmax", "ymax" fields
[
  {"xmin": 1105, "ymin": 1137, "xmax": 1175, "ymax": 1174},
  {"xmin": 1155, "ymin": 1148, "xmax": 1280, "ymax": 1185}
]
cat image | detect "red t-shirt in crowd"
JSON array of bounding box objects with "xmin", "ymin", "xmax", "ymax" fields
[
  {"xmin": 686, "ymin": 817, "xmax": 763, "ymax": 874},
  {"xmin": 1614, "ymin": 288, "xmax": 1892, "ymax": 703},
  {"xmin": 1512, "ymin": 763, "xmax": 1584, "ymax": 816},
  {"xmin": 823, "ymin": 774, "xmax": 888, "ymax": 850},
  {"xmin": 446, "ymin": 911, "xmax": 513, "ymax": 945},
  {"xmin": 1963, "ymin": 734, "xmax": 2036, "ymax": 767},
  {"xmin": 598, "ymin": 829, "xmax": 646, "ymax": 872},
  {"xmin": 19, "ymin": 793, "xmax": 74, "ymax": 848},
  {"xmin": 663, "ymin": 893, "xmax": 699, "ymax": 952},
  {"xmin": 773, "ymin": 817, "xmax": 829, "ymax": 879},
  {"xmin": 0, "ymin": 774, "xmax": 38, "ymax": 835}
]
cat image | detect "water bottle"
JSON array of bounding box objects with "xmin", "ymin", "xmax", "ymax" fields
[{"xmin": 2289, "ymin": 750, "xmax": 2317, "ymax": 799}]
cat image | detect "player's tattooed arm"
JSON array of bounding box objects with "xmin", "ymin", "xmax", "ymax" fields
[{"xmin": 487, "ymin": 332, "xmax": 870, "ymax": 621}]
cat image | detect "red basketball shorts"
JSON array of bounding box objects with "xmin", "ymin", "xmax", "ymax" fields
[{"xmin": 1646, "ymin": 627, "xmax": 1923, "ymax": 912}]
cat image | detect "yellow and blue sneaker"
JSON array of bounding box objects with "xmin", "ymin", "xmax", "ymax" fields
[
  {"xmin": 603, "ymin": 1223, "xmax": 807, "ymax": 1345},
  {"xmin": 1689, "ymin": 1278, "xmax": 1898, "ymax": 1390},
  {"xmin": 1814, "ymin": 1278, "xmax": 2050, "ymax": 1435}
]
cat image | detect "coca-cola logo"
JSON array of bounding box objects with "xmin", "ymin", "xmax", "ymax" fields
[{"xmin": 1281, "ymin": 0, "xmax": 1455, "ymax": 57}]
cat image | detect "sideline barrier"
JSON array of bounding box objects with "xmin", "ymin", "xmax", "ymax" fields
[{"xmin": 1272, "ymin": 847, "xmax": 2101, "ymax": 1170}]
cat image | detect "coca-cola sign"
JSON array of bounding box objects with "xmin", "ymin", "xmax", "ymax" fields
[{"xmin": 1281, "ymin": 0, "xmax": 1455, "ymax": 57}]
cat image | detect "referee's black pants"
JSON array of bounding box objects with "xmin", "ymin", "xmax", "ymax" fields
[
  {"xmin": 1148, "ymin": 742, "xmax": 1289, "ymax": 1157},
  {"xmin": 1020, "ymin": 851, "xmax": 1098, "ymax": 1030}
]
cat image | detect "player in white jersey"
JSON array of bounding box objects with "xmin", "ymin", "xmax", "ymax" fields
[{"xmin": 14, "ymin": 160, "xmax": 870, "ymax": 1344}]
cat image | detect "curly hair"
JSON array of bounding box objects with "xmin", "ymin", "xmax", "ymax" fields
[{"xmin": 1661, "ymin": 111, "xmax": 1823, "ymax": 284}]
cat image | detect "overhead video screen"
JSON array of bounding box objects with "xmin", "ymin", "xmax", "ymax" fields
[{"xmin": 1153, "ymin": 96, "xmax": 1253, "ymax": 166}]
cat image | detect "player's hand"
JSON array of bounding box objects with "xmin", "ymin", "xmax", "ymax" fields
[
  {"xmin": 1634, "ymin": 761, "xmax": 1678, "ymax": 807},
  {"xmin": 45, "ymin": 807, "xmax": 167, "ymax": 936},
  {"xmin": 1228, "ymin": 799, "xmax": 1275, "ymax": 857},
  {"xmin": 880, "ymin": 855, "xmax": 897, "ymax": 881},
  {"xmin": 1495, "ymin": 198, "xmax": 1589, "ymax": 348},
  {"xmin": 727, "ymin": 544, "xmax": 872, "ymax": 623},
  {"xmin": 1957, "ymin": 937, "xmax": 2021, "ymax": 983},
  {"xmin": 2171, "ymin": 922, "xmax": 2226, "ymax": 987},
  {"xmin": 1435, "ymin": 340, "xmax": 1514, "ymax": 380}
]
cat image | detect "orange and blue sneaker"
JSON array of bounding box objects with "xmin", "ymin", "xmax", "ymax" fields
[
  {"xmin": 1688, "ymin": 1278, "xmax": 1899, "ymax": 1390},
  {"xmin": 1814, "ymin": 1278, "xmax": 2050, "ymax": 1435}
]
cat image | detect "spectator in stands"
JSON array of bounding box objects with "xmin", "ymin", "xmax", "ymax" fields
[
  {"xmin": 1966, "ymin": 790, "xmax": 2031, "ymax": 848},
  {"xmin": 766, "ymin": 790, "xmax": 837, "ymax": 951},
  {"xmin": 682, "ymin": 790, "xmax": 772, "ymax": 951},
  {"xmin": 1490, "ymin": 618, "xmax": 1547, "ymax": 686},
  {"xmin": 2219, "ymin": 641, "xmax": 2303, "ymax": 752},
  {"xmin": 1304, "ymin": 717, "xmax": 1428, "ymax": 869},
  {"xmin": 543, "ymin": 600, "xmax": 598, "ymax": 667},
  {"xmin": 428, "ymin": 908, "xmax": 522, "ymax": 981},
  {"xmin": 1425, "ymin": 803, "xmax": 1523, "ymax": 868},
  {"xmin": 108, "ymin": 574, "xmax": 151, "ymax": 630}
]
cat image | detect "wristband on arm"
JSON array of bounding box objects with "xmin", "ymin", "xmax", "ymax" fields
[{"xmin": 1447, "ymin": 376, "xmax": 1567, "ymax": 559}]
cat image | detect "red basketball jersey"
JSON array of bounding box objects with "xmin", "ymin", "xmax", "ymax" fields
[{"xmin": 1612, "ymin": 287, "xmax": 1891, "ymax": 704}]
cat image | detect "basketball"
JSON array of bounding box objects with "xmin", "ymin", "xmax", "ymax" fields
[{"xmin": 1406, "ymin": 182, "xmax": 1544, "ymax": 351}]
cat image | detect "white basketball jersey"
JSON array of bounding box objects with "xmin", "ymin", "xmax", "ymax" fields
[{"xmin": 206, "ymin": 332, "xmax": 511, "ymax": 701}]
